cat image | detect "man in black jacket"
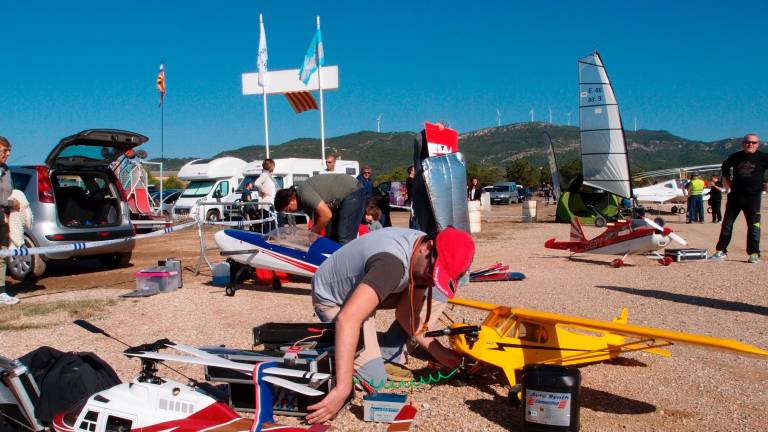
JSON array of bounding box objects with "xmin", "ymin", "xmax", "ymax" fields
[{"xmin": 712, "ymin": 134, "xmax": 768, "ymax": 263}]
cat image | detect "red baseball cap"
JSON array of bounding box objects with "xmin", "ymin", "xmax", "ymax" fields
[{"xmin": 432, "ymin": 227, "xmax": 475, "ymax": 298}]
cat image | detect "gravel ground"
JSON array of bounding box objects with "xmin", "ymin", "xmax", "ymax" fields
[{"xmin": 2, "ymin": 200, "xmax": 767, "ymax": 431}]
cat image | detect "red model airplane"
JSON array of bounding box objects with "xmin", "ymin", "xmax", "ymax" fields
[{"xmin": 545, "ymin": 217, "xmax": 687, "ymax": 267}]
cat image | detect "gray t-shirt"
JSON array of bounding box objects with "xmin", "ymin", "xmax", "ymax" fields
[
  {"xmin": 311, "ymin": 227, "xmax": 424, "ymax": 307},
  {"xmin": 297, "ymin": 174, "xmax": 360, "ymax": 213}
]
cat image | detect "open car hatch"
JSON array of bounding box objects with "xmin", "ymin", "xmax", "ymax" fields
[{"xmin": 45, "ymin": 129, "xmax": 149, "ymax": 169}]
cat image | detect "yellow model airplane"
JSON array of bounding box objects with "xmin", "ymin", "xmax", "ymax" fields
[{"xmin": 429, "ymin": 297, "xmax": 767, "ymax": 396}]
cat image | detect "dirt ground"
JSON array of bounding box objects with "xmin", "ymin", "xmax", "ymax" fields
[{"xmin": 2, "ymin": 200, "xmax": 767, "ymax": 431}]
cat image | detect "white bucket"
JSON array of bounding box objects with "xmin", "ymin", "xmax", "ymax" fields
[
  {"xmin": 468, "ymin": 201, "xmax": 482, "ymax": 233},
  {"xmin": 522, "ymin": 200, "xmax": 537, "ymax": 222},
  {"xmin": 480, "ymin": 192, "xmax": 491, "ymax": 210}
]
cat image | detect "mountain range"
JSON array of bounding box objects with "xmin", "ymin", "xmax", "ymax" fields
[{"xmin": 153, "ymin": 123, "xmax": 743, "ymax": 175}]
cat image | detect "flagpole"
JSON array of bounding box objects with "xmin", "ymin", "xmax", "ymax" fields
[
  {"xmin": 316, "ymin": 15, "xmax": 326, "ymax": 163},
  {"xmin": 159, "ymin": 62, "xmax": 165, "ymax": 208},
  {"xmin": 259, "ymin": 14, "xmax": 270, "ymax": 159}
]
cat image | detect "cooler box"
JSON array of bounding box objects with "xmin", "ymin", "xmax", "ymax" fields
[
  {"xmin": 363, "ymin": 393, "xmax": 407, "ymax": 423},
  {"xmin": 664, "ymin": 248, "xmax": 708, "ymax": 262},
  {"xmin": 134, "ymin": 267, "xmax": 180, "ymax": 293}
]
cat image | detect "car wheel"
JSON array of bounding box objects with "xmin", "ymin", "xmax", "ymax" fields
[
  {"xmin": 99, "ymin": 252, "xmax": 132, "ymax": 269},
  {"xmin": 7, "ymin": 236, "xmax": 47, "ymax": 281},
  {"xmin": 206, "ymin": 210, "xmax": 221, "ymax": 222}
]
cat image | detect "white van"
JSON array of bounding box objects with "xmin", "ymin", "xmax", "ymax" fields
[
  {"xmin": 223, "ymin": 158, "xmax": 360, "ymax": 219},
  {"xmin": 172, "ymin": 157, "xmax": 247, "ymax": 221}
]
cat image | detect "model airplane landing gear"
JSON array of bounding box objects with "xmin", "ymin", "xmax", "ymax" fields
[
  {"xmin": 611, "ymin": 258, "xmax": 624, "ymax": 268},
  {"xmin": 658, "ymin": 256, "xmax": 674, "ymax": 266},
  {"xmin": 225, "ymin": 284, "xmax": 236, "ymax": 296}
]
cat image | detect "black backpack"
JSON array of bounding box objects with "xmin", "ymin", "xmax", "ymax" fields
[{"xmin": 19, "ymin": 346, "xmax": 120, "ymax": 424}]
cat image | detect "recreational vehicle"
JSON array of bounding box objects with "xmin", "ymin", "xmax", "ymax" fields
[
  {"xmin": 172, "ymin": 157, "xmax": 246, "ymax": 221},
  {"xmin": 222, "ymin": 158, "xmax": 360, "ymax": 219}
]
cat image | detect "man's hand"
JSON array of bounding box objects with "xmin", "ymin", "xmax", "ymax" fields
[
  {"xmin": 428, "ymin": 343, "xmax": 462, "ymax": 369},
  {"xmin": 7, "ymin": 199, "xmax": 19, "ymax": 212},
  {"xmin": 306, "ymin": 385, "xmax": 351, "ymax": 424}
]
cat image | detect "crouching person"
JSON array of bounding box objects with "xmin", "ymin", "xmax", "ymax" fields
[{"xmin": 306, "ymin": 226, "xmax": 475, "ymax": 424}]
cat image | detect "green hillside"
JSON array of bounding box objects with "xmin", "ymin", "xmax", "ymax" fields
[{"xmin": 152, "ymin": 123, "xmax": 744, "ymax": 175}]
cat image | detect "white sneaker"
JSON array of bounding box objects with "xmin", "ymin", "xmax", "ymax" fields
[
  {"xmin": 0, "ymin": 292, "xmax": 20, "ymax": 305},
  {"xmin": 710, "ymin": 251, "xmax": 727, "ymax": 261}
]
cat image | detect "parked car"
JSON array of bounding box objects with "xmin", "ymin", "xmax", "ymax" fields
[
  {"xmin": 7, "ymin": 129, "xmax": 145, "ymax": 280},
  {"xmin": 490, "ymin": 182, "xmax": 522, "ymax": 204},
  {"xmin": 150, "ymin": 189, "xmax": 182, "ymax": 219}
]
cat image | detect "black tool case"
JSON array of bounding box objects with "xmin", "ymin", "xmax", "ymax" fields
[{"xmin": 664, "ymin": 248, "xmax": 709, "ymax": 262}]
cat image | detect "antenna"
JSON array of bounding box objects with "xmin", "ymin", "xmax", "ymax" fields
[
  {"xmin": 376, "ymin": 114, "xmax": 382, "ymax": 133},
  {"xmin": 530, "ymin": 108, "xmax": 535, "ymax": 123},
  {"xmin": 548, "ymin": 106, "xmax": 553, "ymax": 125},
  {"xmin": 496, "ymin": 108, "xmax": 501, "ymax": 127},
  {"xmin": 634, "ymin": 116, "xmax": 638, "ymax": 132},
  {"xmin": 567, "ymin": 112, "xmax": 572, "ymax": 126}
]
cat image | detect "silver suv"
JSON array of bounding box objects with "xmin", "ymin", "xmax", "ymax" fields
[{"xmin": 7, "ymin": 129, "xmax": 146, "ymax": 280}]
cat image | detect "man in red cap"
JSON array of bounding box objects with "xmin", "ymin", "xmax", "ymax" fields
[{"xmin": 306, "ymin": 226, "xmax": 475, "ymax": 424}]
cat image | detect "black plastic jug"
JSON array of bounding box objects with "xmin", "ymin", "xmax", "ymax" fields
[{"xmin": 521, "ymin": 364, "xmax": 581, "ymax": 431}]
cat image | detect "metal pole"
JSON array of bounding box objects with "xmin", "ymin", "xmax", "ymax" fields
[
  {"xmin": 317, "ymin": 16, "xmax": 326, "ymax": 163},
  {"xmin": 160, "ymin": 91, "xmax": 164, "ymax": 208}
]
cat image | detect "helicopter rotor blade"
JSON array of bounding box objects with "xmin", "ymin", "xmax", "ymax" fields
[
  {"xmin": 262, "ymin": 376, "xmax": 324, "ymax": 396},
  {"xmin": 168, "ymin": 343, "xmax": 330, "ymax": 380},
  {"xmin": 129, "ymin": 350, "xmax": 331, "ymax": 382}
]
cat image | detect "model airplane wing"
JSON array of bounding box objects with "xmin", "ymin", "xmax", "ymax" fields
[{"xmin": 449, "ymin": 297, "xmax": 768, "ymax": 358}]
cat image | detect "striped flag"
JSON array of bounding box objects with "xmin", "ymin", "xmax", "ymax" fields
[
  {"xmin": 298, "ymin": 27, "xmax": 324, "ymax": 85},
  {"xmin": 284, "ymin": 91, "xmax": 318, "ymax": 113},
  {"xmin": 156, "ymin": 63, "xmax": 166, "ymax": 105},
  {"xmin": 257, "ymin": 14, "xmax": 268, "ymax": 87}
]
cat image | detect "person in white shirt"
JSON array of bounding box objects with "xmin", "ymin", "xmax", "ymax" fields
[{"xmin": 253, "ymin": 158, "xmax": 276, "ymax": 206}]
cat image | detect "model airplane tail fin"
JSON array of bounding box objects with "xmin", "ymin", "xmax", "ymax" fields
[{"xmin": 570, "ymin": 218, "xmax": 586, "ymax": 242}]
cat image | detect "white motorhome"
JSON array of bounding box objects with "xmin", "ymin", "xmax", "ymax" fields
[
  {"xmin": 172, "ymin": 157, "xmax": 247, "ymax": 221},
  {"xmin": 223, "ymin": 158, "xmax": 360, "ymax": 219}
]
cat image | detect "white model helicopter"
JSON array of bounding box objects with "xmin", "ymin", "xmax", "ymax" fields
[{"xmin": 50, "ymin": 322, "xmax": 331, "ymax": 432}]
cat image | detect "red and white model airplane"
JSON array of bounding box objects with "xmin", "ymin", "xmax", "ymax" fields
[{"xmin": 545, "ymin": 217, "xmax": 687, "ymax": 267}]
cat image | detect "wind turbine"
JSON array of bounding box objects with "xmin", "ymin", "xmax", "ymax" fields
[
  {"xmin": 548, "ymin": 106, "xmax": 553, "ymax": 125},
  {"xmin": 530, "ymin": 107, "xmax": 535, "ymax": 123},
  {"xmin": 496, "ymin": 108, "xmax": 501, "ymax": 127},
  {"xmin": 377, "ymin": 114, "xmax": 382, "ymax": 132},
  {"xmin": 567, "ymin": 112, "xmax": 572, "ymax": 126},
  {"xmin": 634, "ymin": 116, "xmax": 638, "ymax": 132}
]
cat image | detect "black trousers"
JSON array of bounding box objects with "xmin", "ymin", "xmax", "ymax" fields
[
  {"xmin": 715, "ymin": 194, "xmax": 762, "ymax": 255},
  {"xmin": 710, "ymin": 199, "xmax": 722, "ymax": 223}
]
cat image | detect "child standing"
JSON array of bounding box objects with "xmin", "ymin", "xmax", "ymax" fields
[{"xmin": 364, "ymin": 204, "xmax": 383, "ymax": 231}]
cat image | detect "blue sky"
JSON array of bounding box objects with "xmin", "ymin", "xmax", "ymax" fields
[{"xmin": 3, "ymin": 1, "xmax": 766, "ymax": 165}]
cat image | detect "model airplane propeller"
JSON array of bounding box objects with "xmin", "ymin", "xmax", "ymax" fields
[{"xmin": 545, "ymin": 217, "xmax": 688, "ymax": 267}]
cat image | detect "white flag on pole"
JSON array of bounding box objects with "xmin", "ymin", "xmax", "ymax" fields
[{"xmin": 257, "ymin": 14, "xmax": 268, "ymax": 87}]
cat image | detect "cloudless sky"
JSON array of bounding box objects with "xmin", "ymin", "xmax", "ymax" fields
[{"xmin": 3, "ymin": 1, "xmax": 766, "ymax": 165}]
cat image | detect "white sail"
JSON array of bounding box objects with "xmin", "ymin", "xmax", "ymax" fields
[{"xmin": 578, "ymin": 51, "xmax": 631, "ymax": 198}]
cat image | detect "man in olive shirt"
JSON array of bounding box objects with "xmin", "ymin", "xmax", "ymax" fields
[{"xmin": 274, "ymin": 173, "xmax": 364, "ymax": 245}]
